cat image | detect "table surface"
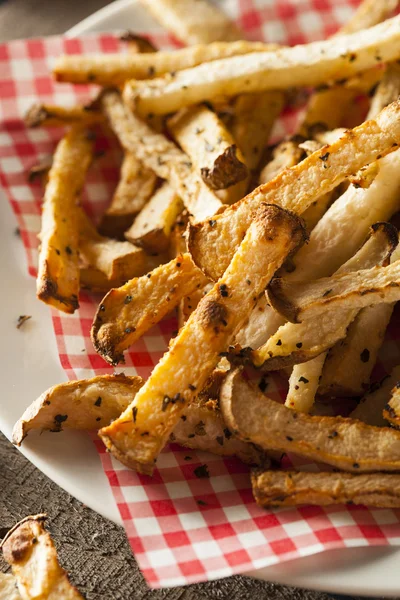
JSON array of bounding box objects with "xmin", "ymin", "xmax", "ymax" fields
[{"xmin": 0, "ymin": 1, "xmax": 392, "ymax": 598}]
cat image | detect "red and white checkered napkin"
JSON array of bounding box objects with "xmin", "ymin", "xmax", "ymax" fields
[{"xmin": 2, "ymin": 0, "xmax": 400, "ymax": 588}]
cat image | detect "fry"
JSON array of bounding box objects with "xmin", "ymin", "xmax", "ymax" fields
[
  {"xmin": 98, "ymin": 204, "xmax": 306, "ymax": 474},
  {"xmin": 92, "ymin": 253, "xmax": 208, "ymax": 364},
  {"xmin": 53, "ymin": 40, "xmax": 274, "ymax": 85},
  {"xmin": 188, "ymin": 100, "xmax": 400, "ymax": 281},
  {"xmin": 319, "ymin": 302, "xmax": 394, "ymax": 397},
  {"xmin": 126, "ymin": 16, "xmax": 400, "ymax": 115},
  {"xmin": 168, "ymin": 105, "xmax": 248, "ymax": 202},
  {"xmin": 178, "ymin": 282, "xmax": 213, "ymax": 328},
  {"xmin": 383, "ymin": 385, "xmax": 400, "ymax": 427},
  {"xmin": 37, "ymin": 126, "xmax": 93, "ymax": 313},
  {"xmin": 351, "ymin": 365, "xmax": 400, "ymax": 425},
  {"xmin": 251, "ymin": 222, "xmax": 397, "ymax": 369},
  {"xmin": 268, "ymin": 259, "xmax": 400, "ymax": 324},
  {"xmin": 78, "ymin": 209, "xmax": 162, "ymax": 284},
  {"xmin": 12, "ymin": 374, "xmax": 144, "ymax": 445},
  {"xmin": 98, "ymin": 152, "xmax": 157, "ymax": 238},
  {"xmin": 220, "ymin": 369, "xmax": 400, "ymax": 473},
  {"xmin": 139, "ymin": 0, "xmax": 241, "ymax": 44},
  {"xmin": 230, "ymin": 91, "xmax": 285, "ymax": 172},
  {"xmin": 100, "ymin": 89, "xmax": 222, "ymax": 221},
  {"xmin": 1, "ymin": 515, "xmax": 83, "ymax": 599},
  {"xmin": 251, "ymin": 469, "xmax": 400, "ymax": 509},
  {"xmin": 25, "ymin": 102, "xmax": 104, "ymax": 128},
  {"xmin": 0, "ymin": 573, "xmax": 21, "ymax": 599},
  {"xmin": 259, "ymin": 139, "xmax": 305, "ymax": 185},
  {"xmin": 125, "ymin": 182, "xmax": 183, "ymax": 252},
  {"xmin": 286, "ymin": 353, "xmax": 327, "ymax": 413},
  {"xmin": 340, "ymin": 0, "xmax": 399, "ymax": 35},
  {"xmin": 368, "ymin": 62, "xmax": 400, "ymax": 119}
]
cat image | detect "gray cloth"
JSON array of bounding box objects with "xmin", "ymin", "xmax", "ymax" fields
[{"xmin": 0, "ymin": 1, "xmax": 392, "ymax": 598}]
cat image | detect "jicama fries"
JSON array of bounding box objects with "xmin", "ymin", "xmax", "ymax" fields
[
  {"xmin": 25, "ymin": 102, "xmax": 104, "ymax": 128},
  {"xmin": 37, "ymin": 126, "xmax": 93, "ymax": 313}
]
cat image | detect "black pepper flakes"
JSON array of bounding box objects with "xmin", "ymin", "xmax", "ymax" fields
[
  {"xmin": 299, "ymin": 376, "xmax": 309, "ymax": 384},
  {"xmin": 54, "ymin": 414, "xmax": 68, "ymax": 424},
  {"xmin": 322, "ymin": 289, "xmax": 332, "ymax": 297},
  {"xmin": 188, "ymin": 384, "xmax": 196, "ymax": 391},
  {"xmin": 224, "ymin": 427, "xmax": 232, "ymax": 440},
  {"xmin": 65, "ymin": 245, "xmax": 72, "ymax": 255},
  {"xmin": 286, "ymin": 436, "xmax": 293, "ymax": 441},
  {"xmin": 328, "ymin": 431, "xmax": 338, "ymax": 439},
  {"xmin": 194, "ymin": 464, "xmax": 210, "ymax": 478},
  {"xmin": 219, "ymin": 284, "xmax": 228, "ymax": 297},
  {"xmin": 276, "ymin": 339, "xmax": 282, "ymax": 346},
  {"xmin": 258, "ymin": 378, "xmax": 268, "ymax": 393},
  {"xmin": 94, "ymin": 397, "xmax": 102, "ymax": 407},
  {"xmin": 132, "ymin": 406, "xmax": 138, "ymax": 423},
  {"xmin": 209, "ymin": 219, "xmax": 216, "ymax": 227},
  {"xmin": 353, "ymin": 462, "xmax": 360, "ymax": 469},
  {"xmin": 360, "ymin": 348, "xmax": 370, "ymax": 363},
  {"xmin": 216, "ymin": 436, "xmax": 224, "ymax": 446},
  {"xmin": 296, "ymin": 342, "xmax": 303, "ymax": 348},
  {"xmin": 319, "ymin": 152, "xmax": 330, "ymax": 162},
  {"xmin": 124, "ymin": 295, "xmax": 133, "ymax": 304}
]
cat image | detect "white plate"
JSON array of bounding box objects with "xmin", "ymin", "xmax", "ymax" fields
[{"xmin": 1, "ymin": 0, "xmax": 400, "ymax": 594}]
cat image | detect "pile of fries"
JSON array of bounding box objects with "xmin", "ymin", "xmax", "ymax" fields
[{"xmin": 14, "ymin": 0, "xmax": 400, "ymax": 509}]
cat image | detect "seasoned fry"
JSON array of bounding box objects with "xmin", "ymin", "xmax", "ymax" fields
[
  {"xmin": 139, "ymin": 0, "xmax": 241, "ymax": 44},
  {"xmin": 286, "ymin": 353, "xmax": 327, "ymax": 413},
  {"xmin": 188, "ymin": 100, "xmax": 400, "ymax": 281},
  {"xmin": 340, "ymin": 0, "xmax": 399, "ymax": 35},
  {"xmin": 0, "ymin": 573, "xmax": 21, "ymax": 599},
  {"xmin": 24, "ymin": 102, "xmax": 104, "ymax": 128},
  {"xmin": 1, "ymin": 515, "xmax": 83, "ymax": 599},
  {"xmin": 37, "ymin": 126, "xmax": 93, "ymax": 313},
  {"xmin": 168, "ymin": 105, "xmax": 248, "ymax": 202},
  {"xmin": 12, "ymin": 374, "xmax": 144, "ymax": 445},
  {"xmin": 98, "ymin": 204, "xmax": 306, "ymax": 473},
  {"xmin": 125, "ymin": 182, "xmax": 183, "ymax": 252},
  {"xmin": 251, "ymin": 469, "xmax": 400, "ymax": 509},
  {"xmin": 319, "ymin": 302, "xmax": 394, "ymax": 397},
  {"xmin": 78, "ymin": 209, "xmax": 162, "ymax": 284},
  {"xmin": 230, "ymin": 91, "xmax": 285, "ymax": 172},
  {"xmin": 251, "ymin": 223, "xmax": 396, "ymax": 369},
  {"xmin": 259, "ymin": 139, "xmax": 305, "ymax": 185},
  {"xmin": 351, "ymin": 365, "xmax": 400, "ymax": 426},
  {"xmin": 126, "ymin": 16, "xmax": 400, "ymax": 115},
  {"xmin": 98, "ymin": 153, "xmax": 157, "ymax": 238},
  {"xmin": 220, "ymin": 369, "xmax": 400, "ymax": 473},
  {"xmin": 53, "ymin": 40, "xmax": 274, "ymax": 85},
  {"xmin": 383, "ymin": 385, "xmax": 400, "ymax": 427},
  {"xmin": 178, "ymin": 282, "xmax": 213, "ymax": 328},
  {"xmin": 100, "ymin": 89, "xmax": 222, "ymax": 221},
  {"xmin": 267, "ymin": 259, "xmax": 400, "ymax": 324},
  {"xmin": 92, "ymin": 253, "xmax": 208, "ymax": 364}
]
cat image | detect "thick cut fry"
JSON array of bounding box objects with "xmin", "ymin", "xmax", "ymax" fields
[
  {"xmin": 99, "ymin": 204, "xmax": 306, "ymax": 474},
  {"xmin": 98, "ymin": 153, "xmax": 157, "ymax": 238},
  {"xmin": 319, "ymin": 302, "xmax": 394, "ymax": 397},
  {"xmin": 286, "ymin": 353, "xmax": 327, "ymax": 413},
  {"xmin": 126, "ymin": 16, "xmax": 400, "ymax": 115},
  {"xmin": 78, "ymin": 209, "xmax": 161, "ymax": 284},
  {"xmin": 139, "ymin": 0, "xmax": 241, "ymax": 44},
  {"xmin": 351, "ymin": 365, "xmax": 400, "ymax": 426},
  {"xmin": 259, "ymin": 139, "xmax": 305, "ymax": 185},
  {"xmin": 251, "ymin": 469, "xmax": 400, "ymax": 509},
  {"xmin": 230, "ymin": 91, "xmax": 285, "ymax": 172},
  {"xmin": 246, "ymin": 222, "xmax": 397, "ymax": 369},
  {"xmin": 1, "ymin": 515, "xmax": 83, "ymax": 599},
  {"xmin": 125, "ymin": 182, "xmax": 183, "ymax": 252},
  {"xmin": 178, "ymin": 282, "xmax": 213, "ymax": 328},
  {"xmin": 53, "ymin": 41, "xmax": 274, "ymax": 85},
  {"xmin": 25, "ymin": 103, "xmax": 104, "ymax": 128},
  {"xmin": 92, "ymin": 253, "xmax": 208, "ymax": 364},
  {"xmin": 383, "ymin": 385, "xmax": 400, "ymax": 427},
  {"xmin": 268, "ymin": 260, "xmax": 400, "ymax": 324},
  {"xmin": 188, "ymin": 100, "xmax": 400, "ymax": 281},
  {"xmin": 168, "ymin": 105, "xmax": 248, "ymax": 203},
  {"xmin": 100, "ymin": 90, "xmax": 222, "ymax": 222},
  {"xmin": 12, "ymin": 374, "xmax": 144, "ymax": 445},
  {"xmin": 0, "ymin": 573, "xmax": 21, "ymax": 599},
  {"xmin": 340, "ymin": 0, "xmax": 399, "ymax": 35},
  {"xmin": 37, "ymin": 126, "xmax": 93, "ymax": 313},
  {"xmin": 299, "ymin": 87, "xmax": 361, "ymax": 137},
  {"xmin": 220, "ymin": 369, "xmax": 400, "ymax": 473}
]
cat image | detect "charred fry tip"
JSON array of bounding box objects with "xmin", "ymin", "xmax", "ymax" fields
[
  {"xmin": 0, "ymin": 514, "xmax": 47, "ymax": 549},
  {"xmin": 200, "ymin": 144, "xmax": 248, "ymax": 190}
]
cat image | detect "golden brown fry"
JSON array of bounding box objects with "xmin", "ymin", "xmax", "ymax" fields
[
  {"xmin": 98, "ymin": 152, "xmax": 157, "ymax": 238},
  {"xmin": 220, "ymin": 369, "xmax": 400, "ymax": 473},
  {"xmin": 92, "ymin": 253, "xmax": 208, "ymax": 364},
  {"xmin": 286, "ymin": 353, "xmax": 327, "ymax": 414},
  {"xmin": 126, "ymin": 16, "xmax": 400, "ymax": 115},
  {"xmin": 98, "ymin": 204, "xmax": 306, "ymax": 474},
  {"xmin": 37, "ymin": 126, "xmax": 93, "ymax": 313},
  {"xmin": 188, "ymin": 100, "xmax": 400, "ymax": 281},
  {"xmin": 124, "ymin": 182, "xmax": 183, "ymax": 253},
  {"xmin": 268, "ymin": 259, "xmax": 400, "ymax": 324},
  {"xmin": 168, "ymin": 105, "xmax": 248, "ymax": 202},
  {"xmin": 24, "ymin": 103, "xmax": 104, "ymax": 128},
  {"xmin": 53, "ymin": 40, "xmax": 274, "ymax": 85},
  {"xmin": 1, "ymin": 515, "xmax": 83, "ymax": 599},
  {"xmin": 78, "ymin": 209, "xmax": 162, "ymax": 284},
  {"xmin": 351, "ymin": 365, "xmax": 400, "ymax": 426},
  {"xmin": 12, "ymin": 374, "xmax": 144, "ymax": 445},
  {"xmin": 100, "ymin": 89, "xmax": 222, "ymax": 222},
  {"xmin": 319, "ymin": 302, "xmax": 394, "ymax": 397},
  {"xmin": 251, "ymin": 469, "xmax": 400, "ymax": 509},
  {"xmin": 383, "ymin": 385, "xmax": 400, "ymax": 427},
  {"xmin": 139, "ymin": 0, "xmax": 242, "ymax": 44}
]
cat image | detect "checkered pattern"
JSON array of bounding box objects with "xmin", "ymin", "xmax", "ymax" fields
[{"xmin": 2, "ymin": 0, "xmax": 400, "ymax": 588}]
